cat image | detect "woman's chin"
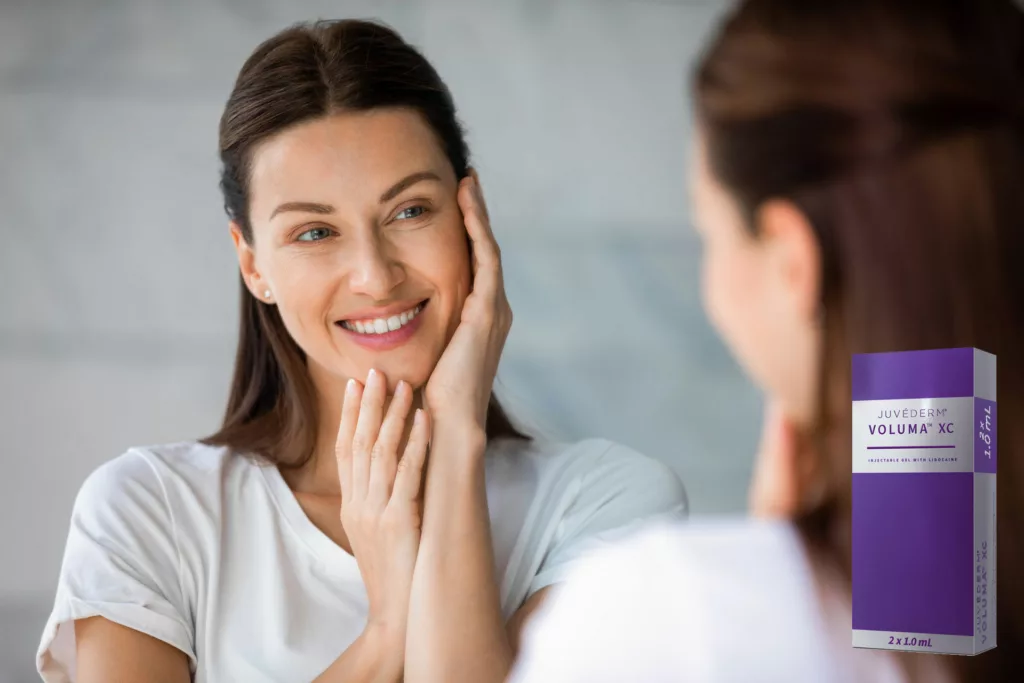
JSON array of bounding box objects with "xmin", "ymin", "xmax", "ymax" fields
[{"xmin": 342, "ymin": 356, "xmax": 434, "ymax": 392}]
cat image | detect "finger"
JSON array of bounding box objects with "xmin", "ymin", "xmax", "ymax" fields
[
  {"xmin": 459, "ymin": 176, "xmax": 501, "ymax": 270},
  {"xmin": 335, "ymin": 378, "xmax": 363, "ymax": 502},
  {"xmin": 459, "ymin": 178, "xmax": 502, "ymax": 299},
  {"xmin": 366, "ymin": 380, "xmax": 413, "ymax": 506},
  {"xmin": 351, "ymin": 368, "xmax": 386, "ymax": 502},
  {"xmin": 392, "ymin": 408, "xmax": 430, "ymax": 507},
  {"xmin": 467, "ymin": 168, "xmax": 490, "ymax": 222}
]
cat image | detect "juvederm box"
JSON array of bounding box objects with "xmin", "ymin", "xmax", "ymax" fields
[{"xmin": 852, "ymin": 348, "xmax": 996, "ymax": 656}]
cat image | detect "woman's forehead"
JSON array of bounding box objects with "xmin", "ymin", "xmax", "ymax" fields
[{"xmin": 247, "ymin": 110, "xmax": 452, "ymax": 217}]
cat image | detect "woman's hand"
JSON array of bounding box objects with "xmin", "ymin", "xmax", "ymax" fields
[
  {"xmin": 423, "ymin": 172, "xmax": 511, "ymax": 433},
  {"xmin": 335, "ymin": 369, "xmax": 430, "ymax": 645}
]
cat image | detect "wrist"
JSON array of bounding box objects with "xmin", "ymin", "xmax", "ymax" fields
[
  {"xmin": 429, "ymin": 418, "xmax": 487, "ymax": 457},
  {"xmin": 360, "ymin": 619, "xmax": 405, "ymax": 682}
]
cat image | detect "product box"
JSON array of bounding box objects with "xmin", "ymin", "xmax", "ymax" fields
[{"xmin": 851, "ymin": 348, "xmax": 996, "ymax": 655}]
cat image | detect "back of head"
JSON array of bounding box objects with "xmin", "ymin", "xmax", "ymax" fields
[{"xmin": 695, "ymin": 1, "xmax": 1024, "ymax": 681}]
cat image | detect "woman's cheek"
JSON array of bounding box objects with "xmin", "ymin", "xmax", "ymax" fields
[
  {"xmin": 708, "ymin": 247, "xmax": 759, "ymax": 365},
  {"xmin": 703, "ymin": 248, "xmax": 733, "ymax": 340},
  {"xmin": 427, "ymin": 220, "xmax": 472, "ymax": 282}
]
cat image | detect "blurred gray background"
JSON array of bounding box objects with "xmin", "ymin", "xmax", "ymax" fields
[{"xmin": 0, "ymin": 0, "xmax": 759, "ymax": 679}]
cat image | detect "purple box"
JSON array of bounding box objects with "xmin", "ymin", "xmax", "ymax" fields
[{"xmin": 852, "ymin": 348, "xmax": 996, "ymax": 656}]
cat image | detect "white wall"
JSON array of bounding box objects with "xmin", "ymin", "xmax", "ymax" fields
[{"xmin": 0, "ymin": 0, "xmax": 758, "ymax": 677}]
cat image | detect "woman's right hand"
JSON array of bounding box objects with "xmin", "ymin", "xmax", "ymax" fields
[{"xmin": 335, "ymin": 368, "xmax": 430, "ymax": 649}]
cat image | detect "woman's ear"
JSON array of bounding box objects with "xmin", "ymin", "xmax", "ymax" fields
[
  {"xmin": 230, "ymin": 221, "xmax": 270, "ymax": 301},
  {"xmin": 756, "ymin": 199, "xmax": 822, "ymax": 325}
]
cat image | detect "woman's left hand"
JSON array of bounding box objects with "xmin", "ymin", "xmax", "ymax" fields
[{"xmin": 423, "ymin": 170, "xmax": 511, "ymax": 434}]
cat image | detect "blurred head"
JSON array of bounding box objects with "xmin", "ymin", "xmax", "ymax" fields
[
  {"xmin": 693, "ymin": 0, "xmax": 1023, "ymax": 678},
  {"xmin": 205, "ymin": 20, "xmax": 527, "ymax": 467}
]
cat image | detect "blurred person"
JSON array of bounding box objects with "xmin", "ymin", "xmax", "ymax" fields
[
  {"xmin": 509, "ymin": 0, "xmax": 1024, "ymax": 681},
  {"xmin": 35, "ymin": 19, "xmax": 687, "ymax": 683}
]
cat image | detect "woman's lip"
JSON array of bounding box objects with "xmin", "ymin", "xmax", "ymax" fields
[
  {"xmin": 341, "ymin": 299, "xmax": 428, "ymax": 322},
  {"xmin": 335, "ymin": 303, "xmax": 426, "ymax": 351}
]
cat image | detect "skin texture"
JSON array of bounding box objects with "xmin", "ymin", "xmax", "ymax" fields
[{"xmin": 74, "ymin": 108, "xmax": 548, "ymax": 683}]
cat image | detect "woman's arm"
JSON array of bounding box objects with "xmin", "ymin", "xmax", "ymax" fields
[
  {"xmin": 75, "ymin": 616, "xmax": 402, "ymax": 683},
  {"xmin": 75, "ymin": 618, "xmax": 190, "ymax": 683},
  {"xmin": 405, "ymin": 424, "xmax": 512, "ymax": 683},
  {"xmin": 506, "ymin": 588, "xmax": 552, "ymax": 654},
  {"xmin": 310, "ymin": 623, "xmax": 402, "ymax": 683},
  {"xmin": 405, "ymin": 426, "xmax": 555, "ymax": 683}
]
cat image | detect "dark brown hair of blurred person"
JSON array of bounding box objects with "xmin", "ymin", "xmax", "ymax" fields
[
  {"xmin": 695, "ymin": 1, "xmax": 1024, "ymax": 681},
  {"xmin": 203, "ymin": 19, "xmax": 529, "ymax": 469}
]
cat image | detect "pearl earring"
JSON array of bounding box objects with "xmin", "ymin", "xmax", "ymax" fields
[{"xmin": 263, "ymin": 289, "xmax": 272, "ymax": 300}]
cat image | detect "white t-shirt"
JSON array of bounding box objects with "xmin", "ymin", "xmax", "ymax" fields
[
  {"xmin": 37, "ymin": 437, "xmax": 687, "ymax": 682},
  {"xmin": 509, "ymin": 518, "xmax": 955, "ymax": 683}
]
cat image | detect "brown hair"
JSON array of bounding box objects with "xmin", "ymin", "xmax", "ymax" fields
[
  {"xmin": 695, "ymin": 1, "xmax": 1024, "ymax": 681},
  {"xmin": 204, "ymin": 19, "xmax": 529, "ymax": 468}
]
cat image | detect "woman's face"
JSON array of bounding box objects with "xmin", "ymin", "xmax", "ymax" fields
[
  {"xmin": 234, "ymin": 108, "xmax": 471, "ymax": 392},
  {"xmin": 689, "ymin": 133, "xmax": 822, "ymax": 424}
]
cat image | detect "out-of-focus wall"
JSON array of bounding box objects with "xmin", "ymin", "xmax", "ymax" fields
[{"xmin": 0, "ymin": 1, "xmax": 757, "ymax": 678}]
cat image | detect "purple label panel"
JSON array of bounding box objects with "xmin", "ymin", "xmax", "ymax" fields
[{"xmin": 852, "ymin": 473, "xmax": 974, "ymax": 636}]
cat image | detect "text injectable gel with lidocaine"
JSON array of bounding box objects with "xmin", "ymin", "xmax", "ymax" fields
[{"xmin": 852, "ymin": 348, "xmax": 996, "ymax": 656}]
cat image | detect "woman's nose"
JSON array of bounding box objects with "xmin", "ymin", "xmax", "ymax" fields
[{"xmin": 346, "ymin": 236, "xmax": 405, "ymax": 300}]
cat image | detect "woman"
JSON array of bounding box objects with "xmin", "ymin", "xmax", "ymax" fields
[
  {"xmin": 36, "ymin": 20, "xmax": 687, "ymax": 683},
  {"xmin": 511, "ymin": 0, "xmax": 1024, "ymax": 681}
]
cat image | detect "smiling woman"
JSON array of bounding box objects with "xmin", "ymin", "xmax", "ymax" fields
[{"xmin": 35, "ymin": 18, "xmax": 688, "ymax": 683}]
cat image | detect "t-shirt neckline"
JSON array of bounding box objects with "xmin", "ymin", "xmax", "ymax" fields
[{"xmin": 258, "ymin": 461, "xmax": 360, "ymax": 574}]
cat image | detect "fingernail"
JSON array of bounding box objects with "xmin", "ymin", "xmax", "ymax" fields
[
  {"xmin": 368, "ymin": 368, "xmax": 377, "ymax": 382},
  {"xmin": 345, "ymin": 378, "xmax": 357, "ymax": 396}
]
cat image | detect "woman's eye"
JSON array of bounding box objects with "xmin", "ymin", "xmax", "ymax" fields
[
  {"xmin": 395, "ymin": 205, "xmax": 426, "ymax": 221},
  {"xmin": 297, "ymin": 227, "xmax": 332, "ymax": 242}
]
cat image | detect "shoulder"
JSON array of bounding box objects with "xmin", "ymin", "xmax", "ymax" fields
[
  {"xmin": 80, "ymin": 440, "xmax": 236, "ymax": 493},
  {"xmin": 503, "ymin": 437, "xmax": 685, "ymax": 497},
  {"xmin": 552, "ymin": 438, "xmax": 688, "ymax": 515},
  {"xmin": 577, "ymin": 517, "xmax": 808, "ymax": 590},
  {"xmin": 490, "ymin": 436, "xmax": 688, "ymax": 522},
  {"xmin": 579, "ymin": 438, "xmax": 686, "ymax": 499},
  {"xmin": 515, "ymin": 519, "xmax": 833, "ymax": 682},
  {"xmin": 73, "ymin": 440, "xmax": 250, "ymax": 528},
  {"xmin": 578, "ymin": 521, "xmax": 828, "ymax": 649}
]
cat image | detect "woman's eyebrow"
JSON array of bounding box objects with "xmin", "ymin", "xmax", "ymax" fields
[
  {"xmin": 267, "ymin": 171, "xmax": 443, "ymax": 220},
  {"xmin": 379, "ymin": 171, "xmax": 442, "ymax": 204},
  {"xmin": 269, "ymin": 201, "xmax": 335, "ymax": 220}
]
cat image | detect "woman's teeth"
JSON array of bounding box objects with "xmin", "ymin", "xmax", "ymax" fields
[{"xmin": 341, "ymin": 303, "xmax": 424, "ymax": 335}]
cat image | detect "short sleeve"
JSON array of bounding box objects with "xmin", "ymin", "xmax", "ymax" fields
[
  {"xmin": 527, "ymin": 440, "xmax": 687, "ymax": 596},
  {"xmin": 37, "ymin": 449, "xmax": 196, "ymax": 682}
]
